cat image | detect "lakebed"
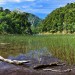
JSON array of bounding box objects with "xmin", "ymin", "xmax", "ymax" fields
[{"xmin": 0, "ymin": 34, "xmax": 75, "ymax": 75}]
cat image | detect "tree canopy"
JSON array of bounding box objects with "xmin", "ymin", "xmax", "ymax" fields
[
  {"xmin": 0, "ymin": 7, "xmax": 41, "ymax": 34},
  {"xmin": 40, "ymin": 3, "xmax": 75, "ymax": 33}
]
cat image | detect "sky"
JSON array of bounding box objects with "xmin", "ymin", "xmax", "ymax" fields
[{"xmin": 0, "ymin": 0, "xmax": 75, "ymax": 19}]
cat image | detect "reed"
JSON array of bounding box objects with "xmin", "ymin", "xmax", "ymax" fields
[{"xmin": 0, "ymin": 34, "xmax": 75, "ymax": 64}]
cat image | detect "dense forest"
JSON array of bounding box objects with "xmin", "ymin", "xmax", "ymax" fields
[
  {"xmin": 0, "ymin": 7, "xmax": 41, "ymax": 34},
  {"xmin": 40, "ymin": 2, "xmax": 75, "ymax": 33},
  {"xmin": 1, "ymin": 2, "xmax": 75, "ymax": 34}
]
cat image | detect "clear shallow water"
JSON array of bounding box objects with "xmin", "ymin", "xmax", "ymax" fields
[
  {"xmin": 0, "ymin": 48, "xmax": 60, "ymax": 69},
  {"xmin": 8, "ymin": 48, "xmax": 52, "ymax": 60}
]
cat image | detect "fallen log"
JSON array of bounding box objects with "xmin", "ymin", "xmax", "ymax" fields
[{"xmin": 0, "ymin": 56, "xmax": 30, "ymax": 65}]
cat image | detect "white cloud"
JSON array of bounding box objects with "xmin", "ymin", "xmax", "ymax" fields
[
  {"xmin": 0, "ymin": 0, "xmax": 75, "ymax": 18},
  {"xmin": 0, "ymin": 0, "xmax": 5, "ymax": 4},
  {"xmin": 24, "ymin": 0, "xmax": 35, "ymax": 1},
  {"xmin": 68, "ymin": 0, "xmax": 75, "ymax": 3},
  {"xmin": 22, "ymin": 5, "xmax": 51, "ymax": 14},
  {"xmin": 22, "ymin": 6, "xmax": 30, "ymax": 8},
  {"xmin": 0, "ymin": 0, "xmax": 35, "ymax": 4},
  {"xmin": 28, "ymin": 8, "xmax": 51, "ymax": 14},
  {"xmin": 10, "ymin": 0, "xmax": 21, "ymax": 3},
  {"xmin": 22, "ymin": 0, "xmax": 75, "ymax": 14},
  {"xmin": 57, "ymin": 0, "xmax": 75, "ymax": 8},
  {"xmin": 0, "ymin": 2, "xmax": 5, "ymax": 5},
  {"xmin": 58, "ymin": 4, "xmax": 66, "ymax": 7}
]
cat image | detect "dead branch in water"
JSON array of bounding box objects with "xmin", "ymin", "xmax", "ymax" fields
[
  {"xmin": 0, "ymin": 56, "xmax": 30, "ymax": 65},
  {"xmin": 0, "ymin": 43, "xmax": 10, "ymax": 45},
  {"xmin": 43, "ymin": 68, "xmax": 72, "ymax": 72},
  {"xmin": 34, "ymin": 62, "xmax": 65, "ymax": 69},
  {"xmin": 0, "ymin": 56, "xmax": 73, "ymax": 73}
]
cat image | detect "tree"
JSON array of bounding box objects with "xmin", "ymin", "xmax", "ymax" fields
[
  {"xmin": 0, "ymin": 7, "xmax": 32, "ymax": 34},
  {"xmin": 4, "ymin": 9, "xmax": 10, "ymax": 14},
  {"xmin": 0, "ymin": 7, "xmax": 3, "ymax": 12},
  {"xmin": 40, "ymin": 2, "xmax": 75, "ymax": 33}
]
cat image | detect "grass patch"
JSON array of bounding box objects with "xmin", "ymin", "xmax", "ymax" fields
[{"xmin": 0, "ymin": 34, "xmax": 75, "ymax": 64}]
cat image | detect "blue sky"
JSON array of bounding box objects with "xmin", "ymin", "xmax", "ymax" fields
[{"xmin": 0, "ymin": 0, "xmax": 75, "ymax": 19}]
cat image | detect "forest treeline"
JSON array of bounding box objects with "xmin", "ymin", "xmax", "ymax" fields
[
  {"xmin": 1, "ymin": 3, "xmax": 75, "ymax": 34},
  {"xmin": 40, "ymin": 3, "xmax": 75, "ymax": 33},
  {"xmin": 0, "ymin": 7, "xmax": 41, "ymax": 34}
]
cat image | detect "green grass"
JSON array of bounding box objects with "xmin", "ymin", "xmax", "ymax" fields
[{"xmin": 0, "ymin": 34, "xmax": 75, "ymax": 64}]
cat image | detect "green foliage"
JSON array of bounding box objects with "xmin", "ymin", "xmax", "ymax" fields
[
  {"xmin": 28, "ymin": 13, "xmax": 42, "ymax": 33},
  {"xmin": 0, "ymin": 7, "xmax": 41, "ymax": 34},
  {"xmin": 40, "ymin": 2, "xmax": 75, "ymax": 33}
]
